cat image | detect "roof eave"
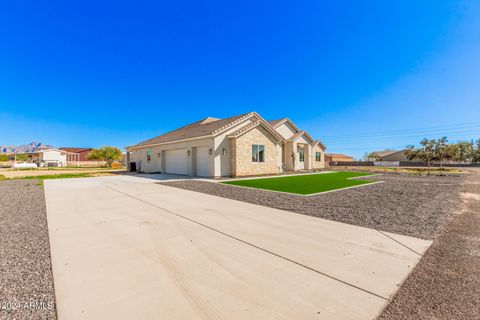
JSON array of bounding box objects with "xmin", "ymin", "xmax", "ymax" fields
[
  {"xmin": 126, "ymin": 134, "xmax": 213, "ymax": 151},
  {"xmin": 227, "ymin": 121, "xmax": 286, "ymax": 143}
]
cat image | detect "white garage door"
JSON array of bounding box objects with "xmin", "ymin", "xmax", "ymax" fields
[
  {"xmin": 165, "ymin": 149, "xmax": 188, "ymax": 175},
  {"xmin": 195, "ymin": 147, "xmax": 209, "ymax": 177}
]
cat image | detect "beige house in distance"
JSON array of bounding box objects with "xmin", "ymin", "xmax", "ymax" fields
[
  {"xmin": 325, "ymin": 153, "xmax": 355, "ymax": 163},
  {"xmin": 126, "ymin": 112, "xmax": 326, "ymax": 178},
  {"xmin": 370, "ymin": 149, "xmax": 410, "ymax": 162}
]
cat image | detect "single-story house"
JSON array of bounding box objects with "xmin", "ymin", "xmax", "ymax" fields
[
  {"xmin": 126, "ymin": 112, "xmax": 326, "ymax": 178},
  {"xmin": 370, "ymin": 150, "xmax": 410, "ymax": 162},
  {"xmin": 9, "ymin": 148, "xmax": 76, "ymax": 167},
  {"xmin": 325, "ymin": 153, "xmax": 355, "ymax": 162},
  {"xmin": 60, "ymin": 147, "xmax": 93, "ymax": 162}
]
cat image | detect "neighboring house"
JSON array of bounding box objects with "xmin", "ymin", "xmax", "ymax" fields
[
  {"xmin": 325, "ymin": 153, "xmax": 355, "ymax": 162},
  {"xmin": 60, "ymin": 147, "xmax": 93, "ymax": 162},
  {"xmin": 126, "ymin": 112, "xmax": 326, "ymax": 178},
  {"xmin": 9, "ymin": 148, "xmax": 75, "ymax": 167},
  {"xmin": 370, "ymin": 149, "xmax": 410, "ymax": 162}
]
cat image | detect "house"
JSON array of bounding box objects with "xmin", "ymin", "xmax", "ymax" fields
[
  {"xmin": 325, "ymin": 153, "xmax": 355, "ymax": 162},
  {"xmin": 370, "ymin": 149, "xmax": 410, "ymax": 162},
  {"xmin": 10, "ymin": 148, "xmax": 76, "ymax": 167},
  {"xmin": 60, "ymin": 147, "xmax": 93, "ymax": 162},
  {"xmin": 126, "ymin": 112, "xmax": 326, "ymax": 178}
]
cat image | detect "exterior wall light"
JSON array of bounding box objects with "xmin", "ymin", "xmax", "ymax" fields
[
  {"xmin": 208, "ymin": 148, "xmax": 213, "ymax": 155},
  {"xmin": 222, "ymin": 148, "xmax": 226, "ymax": 155},
  {"xmin": 187, "ymin": 150, "xmax": 191, "ymax": 156}
]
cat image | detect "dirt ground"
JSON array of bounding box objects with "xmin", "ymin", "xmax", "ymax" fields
[
  {"xmin": 378, "ymin": 169, "xmax": 480, "ymax": 319},
  {"xmin": 0, "ymin": 167, "xmax": 124, "ymax": 178}
]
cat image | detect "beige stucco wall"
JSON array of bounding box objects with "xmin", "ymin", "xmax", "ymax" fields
[
  {"xmin": 231, "ymin": 126, "xmax": 281, "ymax": 177},
  {"xmin": 312, "ymin": 144, "xmax": 325, "ymax": 169},
  {"xmin": 275, "ymin": 122, "xmax": 297, "ymax": 140},
  {"xmin": 43, "ymin": 150, "xmax": 68, "ymax": 166},
  {"xmin": 128, "ymin": 137, "xmax": 214, "ymax": 175},
  {"xmin": 213, "ymin": 117, "xmax": 256, "ymax": 177}
]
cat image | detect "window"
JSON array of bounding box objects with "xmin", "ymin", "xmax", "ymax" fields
[
  {"xmin": 316, "ymin": 151, "xmax": 321, "ymax": 162},
  {"xmin": 299, "ymin": 149, "xmax": 305, "ymax": 162},
  {"xmin": 252, "ymin": 144, "xmax": 265, "ymax": 162},
  {"xmin": 146, "ymin": 149, "xmax": 152, "ymax": 163}
]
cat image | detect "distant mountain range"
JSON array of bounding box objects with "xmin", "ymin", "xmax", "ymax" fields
[{"xmin": 0, "ymin": 142, "xmax": 54, "ymax": 154}]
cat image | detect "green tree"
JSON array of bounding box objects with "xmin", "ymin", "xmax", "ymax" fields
[
  {"xmin": 472, "ymin": 139, "xmax": 480, "ymax": 163},
  {"xmin": 454, "ymin": 141, "xmax": 473, "ymax": 162},
  {"xmin": 88, "ymin": 146, "xmax": 122, "ymax": 167},
  {"xmin": 0, "ymin": 154, "xmax": 8, "ymax": 161},
  {"xmin": 367, "ymin": 152, "xmax": 380, "ymax": 161},
  {"xmin": 434, "ymin": 136, "xmax": 448, "ymax": 169},
  {"xmin": 405, "ymin": 138, "xmax": 437, "ymax": 175},
  {"xmin": 15, "ymin": 153, "xmax": 28, "ymax": 161}
]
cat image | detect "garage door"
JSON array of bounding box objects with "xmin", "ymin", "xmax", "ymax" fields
[
  {"xmin": 165, "ymin": 149, "xmax": 188, "ymax": 175},
  {"xmin": 195, "ymin": 147, "xmax": 209, "ymax": 177}
]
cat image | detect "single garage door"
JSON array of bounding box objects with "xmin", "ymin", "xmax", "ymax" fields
[
  {"xmin": 195, "ymin": 147, "xmax": 209, "ymax": 177},
  {"xmin": 165, "ymin": 149, "xmax": 188, "ymax": 175}
]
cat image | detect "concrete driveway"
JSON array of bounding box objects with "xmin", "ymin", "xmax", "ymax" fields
[{"xmin": 44, "ymin": 175, "xmax": 431, "ymax": 320}]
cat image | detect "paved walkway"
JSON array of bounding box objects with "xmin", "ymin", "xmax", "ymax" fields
[{"xmin": 44, "ymin": 175, "xmax": 431, "ymax": 320}]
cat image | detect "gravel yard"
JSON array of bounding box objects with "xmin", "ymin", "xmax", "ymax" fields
[
  {"xmin": 0, "ymin": 171, "xmax": 476, "ymax": 320},
  {"xmin": 161, "ymin": 173, "xmax": 464, "ymax": 240},
  {"xmin": 0, "ymin": 180, "xmax": 56, "ymax": 320},
  {"xmin": 379, "ymin": 169, "xmax": 480, "ymax": 319}
]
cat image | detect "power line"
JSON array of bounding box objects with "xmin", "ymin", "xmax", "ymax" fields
[
  {"xmin": 324, "ymin": 128, "xmax": 480, "ymax": 144},
  {"xmin": 327, "ymin": 133, "xmax": 480, "ymax": 151},
  {"xmin": 319, "ymin": 121, "xmax": 480, "ymax": 140}
]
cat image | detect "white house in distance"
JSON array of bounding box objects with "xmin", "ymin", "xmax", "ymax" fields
[
  {"xmin": 10, "ymin": 148, "xmax": 79, "ymax": 167},
  {"xmin": 126, "ymin": 112, "xmax": 326, "ymax": 178}
]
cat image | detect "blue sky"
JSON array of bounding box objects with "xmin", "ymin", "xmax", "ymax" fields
[{"xmin": 1, "ymin": 1, "xmax": 479, "ymax": 158}]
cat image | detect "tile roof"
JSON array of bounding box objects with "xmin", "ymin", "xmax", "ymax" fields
[
  {"xmin": 326, "ymin": 153, "xmax": 353, "ymax": 158},
  {"xmin": 59, "ymin": 147, "xmax": 93, "ymax": 153},
  {"xmin": 130, "ymin": 112, "xmax": 254, "ymax": 148},
  {"xmin": 227, "ymin": 120, "xmax": 285, "ymax": 142},
  {"xmin": 371, "ymin": 150, "xmax": 399, "ymax": 157},
  {"xmin": 314, "ymin": 140, "xmax": 327, "ymax": 150},
  {"xmin": 268, "ymin": 118, "xmax": 287, "ymax": 127},
  {"xmin": 287, "ymin": 130, "xmax": 315, "ymax": 144}
]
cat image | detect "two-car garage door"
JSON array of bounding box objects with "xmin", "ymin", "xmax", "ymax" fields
[
  {"xmin": 165, "ymin": 149, "xmax": 188, "ymax": 175},
  {"xmin": 164, "ymin": 147, "xmax": 209, "ymax": 177}
]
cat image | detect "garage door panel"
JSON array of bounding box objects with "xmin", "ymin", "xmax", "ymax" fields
[
  {"xmin": 165, "ymin": 149, "xmax": 187, "ymax": 175},
  {"xmin": 195, "ymin": 147, "xmax": 209, "ymax": 177}
]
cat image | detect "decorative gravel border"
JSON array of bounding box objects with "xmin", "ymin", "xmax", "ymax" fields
[
  {"xmin": 0, "ymin": 180, "xmax": 56, "ymax": 320},
  {"xmin": 160, "ymin": 173, "xmax": 464, "ymax": 240}
]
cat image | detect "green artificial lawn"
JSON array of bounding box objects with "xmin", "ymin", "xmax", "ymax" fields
[{"xmin": 222, "ymin": 171, "xmax": 377, "ymax": 195}]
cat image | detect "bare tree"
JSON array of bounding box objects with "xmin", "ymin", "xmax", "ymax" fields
[{"xmin": 405, "ymin": 139, "xmax": 436, "ymax": 175}]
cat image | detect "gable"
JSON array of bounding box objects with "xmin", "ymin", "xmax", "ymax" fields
[
  {"xmin": 295, "ymin": 134, "xmax": 311, "ymax": 145},
  {"xmin": 275, "ymin": 122, "xmax": 298, "ymax": 139},
  {"xmin": 227, "ymin": 119, "xmax": 285, "ymax": 143},
  {"xmin": 237, "ymin": 125, "xmax": 279, "ymax": 145}
]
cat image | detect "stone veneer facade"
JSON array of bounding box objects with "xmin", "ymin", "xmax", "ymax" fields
[
  {"xmin": 230, "ymin": 125, "xmax": 280, "ymax": 177},
  {"xmin": 311, "ymin": 144, "xmax": 325, "ymax": 169}
]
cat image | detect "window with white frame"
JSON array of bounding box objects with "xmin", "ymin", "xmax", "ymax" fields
[
  {"xmin": 315, "ymin": 151, "xmax": 321, "ymax": 162},
  {"xmin": 298, "ymin": 149, "xmax": 305, "ymax": 162},
  {"xmin": 252, "ymin": 144, "xmax": 265, "ymax": 162}
]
